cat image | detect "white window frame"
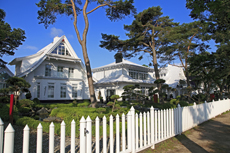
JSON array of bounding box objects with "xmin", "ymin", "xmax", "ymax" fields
[
  {"xmin": 37, "ymin": 82, "xmax": 40, "ymax": 98},
  {"xmin": 48, "ymin": 83, "xmax": 55, "ymax": 98},
  {"xmin": 60, "ymin": 83, "xmax": 67, "ymax": 98},
  {"xmin": 72, "ymin": 84, "xmax": 78, "ymax": 98},
  {"xmin": 45, "ymin": 64, "xmax": 52, "ymax": 76}
]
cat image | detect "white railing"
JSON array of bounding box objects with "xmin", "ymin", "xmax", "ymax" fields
[{"xmin": 0, "ymin": 99, "xmax": 230, "ymax": 153}]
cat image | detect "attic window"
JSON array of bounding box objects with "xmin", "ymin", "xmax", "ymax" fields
[{"xmin": 51, "ymin": 43, "xmax": 71, "ymax": 56}]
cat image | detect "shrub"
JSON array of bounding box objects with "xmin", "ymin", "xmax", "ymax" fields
[
  {"xmin": 0, "ymin": 96, "xmax": 10, "ymax": 103},
  {"xmin": 25, "ymin": 92, "xmax": 32, "ymax": 99},
  {"xmin": 18, "ymin": 107, "xmax": 31, "ymax": 113},
  {"xmin": 18, "ymin": 99, "xmax": 34, "ymax": 107},
  {"xmin": 179, "ymin": 101, "xmax": 189, "ymax": 107},
  {"xmin": 33, "ymin": 98, "xmax": 40, "ymax": 104},
  {"xmin": 169, "ymin": 99, "xmax": 179, "ymax": 105},
  {"xmin": 77, "ymin": 101, "xmax": 90, "ymax": 107},
  {"xmin": 72, "ymin": 99, "xmax": 78, "ymax": 107},
  {"xmin": 96, "ymin": 108, "xmax": 106, "ymax": 114}
]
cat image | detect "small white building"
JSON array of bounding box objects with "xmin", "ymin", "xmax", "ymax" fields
[
  {"xmin": 9, "ymin": 36, "xmax": 90, "ymax": 102},
  {"xmin": 153, "ymin": 64, "xmax": 187, "ymax": 98},
  {"xmin": 92, "ymin": 58, "xmax": 156, "ymax": 101}
]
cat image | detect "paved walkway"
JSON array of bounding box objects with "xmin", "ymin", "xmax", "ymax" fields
[{"xmin": 141, "ymin": 111, "xmax": 230, "ymax": 153}]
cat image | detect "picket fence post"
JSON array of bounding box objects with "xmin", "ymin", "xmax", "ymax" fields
[
  {"xmin": 193, "ymin": 102, "xmax": 197, "ymax": 127},
  {"xmin": 110, "ymin": 115, "xmax": 113, "ymax": 153},
  {"xmin": 60, "ymin": 121, "xmax": 66, "ymax": 153},
  {"xmin": 147, "ymin": 111, "xmax": 150, "ymax": 146},
  {"xmin": 86, "ymin": 116, "xmax": 92, "ymax": 153},
  {"xmin": 103, "ymin": 116, "xmax": 107, "ymax": 153},
  {"xmin": 80, "ymin": 117, "xmax": 86, "ymax": 153},
  {"xmin": 150, "ymin": 106, "xmax": 155, "ymax": 149},
  {"xmin": 130, "ymin": 106, "xmax": 135, "ymax": 153},
  {"xmin": 140, "ymin": 112, "xmax": 143, "ymax": 148},
  {"xmin": 0, "ymin": 118, "xmax": 3, "ymax": 153},
  {"xmin": 143, "ymin": 112, "xmax": 146, "ymax": 146},
  {"xmin": 127, "ymin": 111, "xmax": 131, "ymax": 150},
  {"xmin": 22, "ymin": 125, "xmax": 30, "ymax": 153},
  {"xmin": 177, "ymin": 104, "xmax": 182, "ymax": 135},
  {"xmin": 95, "ymin": 117, "xmax": 100, "ymax": 153},
  {"xmin": 3, "ymin": 123, "xmax": 14, "ymax": 153},
  {"xmin": 122, "ymin": 113, "xmax": 126, "ymax": 152},
  {"xmin": 37, "ymin": 123, "xmax": 43, "ymax": 153},
  {"xmin": 49, "ymin": 122, "xmax": 54, "ymax": 153},
  {"xmin": 135, "ymin": 113, "xmax": 138, "ymax": 150},
  {"xmin": 71, "ymin": 120, "xmax": 75, "ymax": 153},
  {"xmin": 116, "ymin": 114, "xmax": 120, "ymax": 153}
]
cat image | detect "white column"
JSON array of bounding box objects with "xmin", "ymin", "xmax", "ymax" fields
[
  {"xmin": 80, "ymin": 117, "xmax": 86, "ymax": 153},
  {"xmin": 110, "ymin": 115, "xmax": 114, "ymax": 153},
  {"xmin": 86, "ymin": 116, "xmax": 92, "ymax": 153},
  {"xmin": 116, "ymin": 114, "xmax": 120, "ymax": 153},
  {"xmin": 3, "ymin": 123, "xmax": 14, "ymax": 153},
  {"xmin": 36, "ymin": 123, "xmax": 42, "ymax": 153},
  {"xmin": 23, "ymin": 125, "xmax": 30, "ymax": 153},
  {"xmin": 130, "ymin": 106, "xmax": 135, "ymax": 153},
  {"xmin": 71, "ymin": 120, "xmax": 75, "ymax": 153},
  {"xmin": 95, "ymin": 117, "xmax": 100, "ymax": 153},
  {"xmin": 0, "ymin": 118, "xmax": 4, "ymax": 153},
  {"xmin": 49, "ymin": 122, "xmax": 54, "ymax": 153},
  {"xmin": 122, "ymin": 113, "xmax": 126, "ymax": 152},
  {"xmin": 103, "ymin": 116, "xmax": 107, "ymax": 153}
]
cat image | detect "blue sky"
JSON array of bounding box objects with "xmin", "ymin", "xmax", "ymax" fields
[{"xmin": 1, "ymin": 0, "xmax": 217, "ymax": 73}]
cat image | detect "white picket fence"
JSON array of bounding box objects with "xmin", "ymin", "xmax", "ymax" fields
[{"xmin": 1, "ymin": 99, "xmax": 230, "ymax": 153}]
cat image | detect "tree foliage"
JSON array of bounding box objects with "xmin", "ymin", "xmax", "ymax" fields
[
  {"xmin": 6, "ymin": 77, "xmax": 31, "ymax": 104},
  {"xmin": 0, "ymin": 9, "xmax": 26, "ymax": 66},
  {"xmin": 36, "ymin": 0, "xmax": 136, "ymax": 104}
]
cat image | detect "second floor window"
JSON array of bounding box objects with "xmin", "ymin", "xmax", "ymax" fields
[
  {"xmin": 45, "ymin": 65, "xmax": 52, "ymax": 76},
  {"xmin": 51, "ymin": 43, "xmax": 71, "ymax": 56},
  {"xmin": 129, "ymin": 69, "xmax": 148, "ymax": 80},
  {"xmin": 68, "ymin": 68, "xmax": 74, "ymax": 78},
  {"xmin": 57, "ymin": 66, "xmax": 64, "ymax": 77}
]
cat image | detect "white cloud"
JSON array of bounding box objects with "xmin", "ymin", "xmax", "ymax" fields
[
  {"xmin": 50, "ymin": 27, "xmax": 64, "ymax": 37},
  {"xmin": 25, "ymin": 46, "xmax": 38, "ymax": 50}
]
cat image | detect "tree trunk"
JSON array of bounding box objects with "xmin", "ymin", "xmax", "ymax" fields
[{"xmin": 71, "ymin": 0, "xmax": 96, "ymax": 106}]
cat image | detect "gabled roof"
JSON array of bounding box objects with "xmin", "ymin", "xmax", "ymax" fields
[
  {"xmin": 9, "ymin": 35, "xmax": 85, "ymax": 77},
  {"xmin": 92, "ymin": 59, "xmax": 154, "ymax": 72}
]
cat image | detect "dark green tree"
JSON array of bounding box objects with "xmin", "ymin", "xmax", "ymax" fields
[
  {"xmin": 100, "ymin": 6, "xmax": 179, "ymax": 102},
  {"xmin": 0, "ymin": 9, "xmax": 26, "ymax": 67},
  {"xmin": 36, "ymin": 0, "xmax": 136, "ymax": 104},
  {"xmin": 160, "ymin": 21, "xmax": 209, "ymax": 86},
  {"xmin": 6, "ymin": 77, "xmax": 31, "ymax": 105}
]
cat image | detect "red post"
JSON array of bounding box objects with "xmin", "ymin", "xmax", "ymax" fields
[{"xmin": 9, "ymin": 94, "xmax": 14, "ymax": 124}]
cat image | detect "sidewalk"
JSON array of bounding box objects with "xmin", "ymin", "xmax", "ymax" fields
[{"xmin": 141, "ymin": 111, "xmax": 230, "ymax": 153}]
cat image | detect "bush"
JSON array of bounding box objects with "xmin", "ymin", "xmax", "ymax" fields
[
  {"xmin": 77, "ymin": 101, "xmax": 90, "ymax": 107},
  {"xmin": 72, "ymin": 99, "xmax": 78, "ymax": 107},
  {"xmin": 18, "ymin": 99, "xmax": 34, "ymax": 107},
  {"xmin": 169, "ymin": 99, "xmax": 179, "ymax": 105},
  {"xmin": 25, "ymin": 92, "xmax": 32, "ymax": 99},
  {"xmin": 0, "ymin": 96, "xmax": 10, "ymax": 103},
  {"xmin": 18, "ymin": 107, "xmax": 31, "ymax": 113},
  {"xmin": 33, "ymin": 98, "xmax": 40, "ymax": 104},
  {"xmin": 179, "ymin": 101, "xmax": 190, "ymax": 107},
  {"xmin": 96, "ymin": 108, "xmax": 106, "ymax": 114}
]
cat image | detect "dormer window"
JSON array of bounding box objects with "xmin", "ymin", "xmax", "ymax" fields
[{"xmin": 51, "ymin": 43, "xmax": 71, "ymax": 56}]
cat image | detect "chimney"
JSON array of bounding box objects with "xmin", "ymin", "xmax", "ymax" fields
[{"xmin": 114, "ymin": 53, "xmax": 123, "ymax": 63}]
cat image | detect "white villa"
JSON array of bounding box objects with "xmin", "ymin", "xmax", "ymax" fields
[
  {"xmin": 92, "ymin": 58, "xmax": 156, "ymax": 101},
  {"xmin": 8, "ymin": 35, "xmax": 187, "ymax": 102},
  {"xmin": 9, "ymin": 36, "xmax": 90, "ymax": 102}
]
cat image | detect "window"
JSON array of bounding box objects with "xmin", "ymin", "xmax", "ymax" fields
[
  {"xmin": 37, "ymin": 83, "xmax": 40, "ymax": 98},
  {"xmin": 57, "ymin": 66, "xmax": 64, "ymax": 77},
  {"xmin": 45, "ymin": 65, "xmax": 52, "ymax": 76},
  {"xmin": 69, "ymin": 68, "xmax": 74, "ymax": 78},
  {"xmin": 51, "ymin": 43, "xmax": 71, "ymax": 56},
  {"xmin": 60, "ymin": 83, "xmax": 66, "ymax": 98},
  {"xmin": 72, "ymin": 84, "xmax": 77, "ymax": 98},
  {"xmin": 129, "ymin": 69, "xmax": 148, "ymax": 80},
  {"xmin": 48, "ymin": 83, "xmax": 54, "ymax": 98}
]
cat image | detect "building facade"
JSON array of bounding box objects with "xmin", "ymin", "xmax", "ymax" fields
[{"xmin": 9, "ymin": 36, "xmax": 90, "ymax": 101}]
